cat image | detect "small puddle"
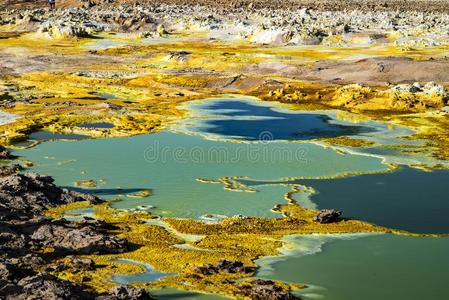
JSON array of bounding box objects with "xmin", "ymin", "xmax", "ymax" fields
[
  {"xmin": 111, "ymin": 258, "xmax": 174, "ymax": 284},
  {"xmin": 99, "ymin": 93, "xmax": 118, "ymax": 99},
  {"xmin": 63, "ymin": 208, "xmax": 95, "ymax": 221},
  {"xmin": 0, "ymin": 111, "xmax": 18, "ymax": 125},
  {"xmin": 146, "ymin": 218, "xmax": 204, "ymax": 243},
  {"xmin": 77, "ymin": 122, "xmax": 115, "ymax": 129}
]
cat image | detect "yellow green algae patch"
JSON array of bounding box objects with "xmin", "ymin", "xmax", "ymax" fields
[
  {"xmin": 43, "ymin": 198, "xmax": 400, "ymax": 298},
  {"xmin": 256, "ymin": 81, "xmax": 447, "ymax": 114},
  {"xmin": 393, "ymin": 113, "xmax": 449, "ymax": 161},
  {"xmin": 74, "ymin": 179, "xmax": 98, "ymax": 188},
  {"xmin": 2, "ymin": 32, "xmax": 449, "ymax": 166},
  {"xmin": 314, "ymin": 136, "xmax": 375, "ymax": 147},
  {"xmin": 126, "ymin": 189, "xmax": 153, "ymax": 198},
  {"xmin": 0, "ymin": 66, "xmax": 229, "ymax": 145}
]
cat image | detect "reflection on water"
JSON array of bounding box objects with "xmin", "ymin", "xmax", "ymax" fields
[
  {"xmin": 191, "ymin": 99, "xmax": 376, "ymax": 140},
  {"xmin": 300, "ymin": 167, "xmax": 449, "ymax": 233},
  {"xmin": 176, "ymin": 97, "xmax": 448, "ymax": 167},
  {"xmin": 175, "ymin": 97, "xmax": 380, "ymax": 141},
  {"xmin": 29, "ymin": 131, "xmax": 90, "ymax": 141}
]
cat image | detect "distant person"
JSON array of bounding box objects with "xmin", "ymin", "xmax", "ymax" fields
[{"xmin": 48, "ymin": 0, "xmax": 55, "ymax": 10}]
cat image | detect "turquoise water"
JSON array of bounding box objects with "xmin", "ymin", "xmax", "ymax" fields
[
  {"xmin": 16, "ymin": 132, "xmax": 388, "ymax": 218},
  {"xmin": 257, "ymin": 234, "xmax": 449, "ymax": 300},
  {"xmin": 16, "ymin": 132, "xmax": 387, "ymax": 218}
]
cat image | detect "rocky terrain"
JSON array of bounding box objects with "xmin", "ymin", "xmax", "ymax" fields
[
  {"xmin": 0, "ymin": 160, "xmax": 308, "ymax": 300},
  {"xmin": 0, "ymin": 161, "xmax": 305, "ymax": 299},
  {"xmin": 1, "ymin": 1, "xmax": 449, "ymax": 46},
  {"xmin": 2, "ymin": 0, "xmax": 449, "ymax": 13},
  {"xmin": 0, "ymin": 163, "xmax": 153, "ymax": 299}
]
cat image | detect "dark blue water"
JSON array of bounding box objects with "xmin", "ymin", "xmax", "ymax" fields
[
  {"xmin": 29, "ymin": 131, "xmax": 90, "ymax": 141},
  {"xmin": 198, "ymin": 100, "xmax": 376, "ymax": 140},
  {"xmin": 240, "ymin": 167, "xmax": 449, "ymax": 234}
]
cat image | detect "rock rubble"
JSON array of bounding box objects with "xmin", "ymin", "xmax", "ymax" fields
[{"xmin": 0, "ymin": 164, "xmax": 152, "ymax": 299}]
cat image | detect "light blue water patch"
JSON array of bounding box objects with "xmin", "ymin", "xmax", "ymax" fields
[
  {"xmin": 15, "ymin": 131, "xmax": 388, "ymax": 218},
  {"xmin": 0, "ymin": 111, "xmax": 17, "ymax": 125},
  {"xmin": 112, "ymin": 259, "xmax": 174, "ymax": 284},
  {"xmin": 63, "ymin": 208, "xmax": 95, "ymax": 221},
  {"xmin": 257, "ymin": 234, "xmax": 449, "ymax": 300},
  {"xmin": 84, "ymin": 35, "xmax": 126, "ymax": 50},
  {"xmin": 96, "ymin": 93, "xmax": 118, "ymax": 100},
  {"xmin": 84, "ymin": 33, "xmax": 205, "ymax": 51}
]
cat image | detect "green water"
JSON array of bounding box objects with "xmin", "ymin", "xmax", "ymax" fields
[
  {"xmin": 257, "ymin": 234, "xmax": 449, "ymax": 300},
  {"xmin": 16, "ymin": 131, "xmax": 388, "ymax": 218}
]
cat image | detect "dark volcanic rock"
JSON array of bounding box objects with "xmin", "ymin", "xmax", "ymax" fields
[
  {"xmin": 235, "ymin": 279, "xmax": 300, "ymax": 300},
  {"xmin": 193, "ymin": 259, "xmax": 256, "ymax": 275},
  {"xmin": 30, "ymin": 219, "xmax": 128, "ymax": 254},
  {"xmin": 14, "ymin": 273, "xmax": 95, "ymax": 300},
  {"xmin": 0, "ymin": 146, "xmax": 13, "ymax": 159},
  {"xmin": 0, "ymin": 165, "xmax": 102, "ymax": 220},
  {"xmin": 98, "ymin": 284, "xmax": 154, "ymax": 300},
  {"xmin": 313, "ymin": 209, "xmax": 342, "ymax": 224},
  {"xmin": 0, "ymin": 164, "xmax": 22, "ymax": 176},
  {"xmin": 71, "ymin": 257, "xmax": 96, "ymax": 271},
  {"xmin": 0, "ymin": 164, "xmax": 137, "ymax": 299},
  {"xmin": 0, "ymin": 229, "xmax": 28, "ymax": 255}
]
